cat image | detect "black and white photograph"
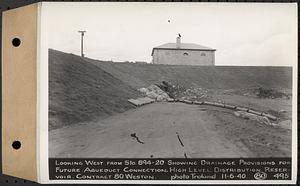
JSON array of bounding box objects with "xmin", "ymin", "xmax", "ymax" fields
[{"xmin": 38, "ymin": 2, "xmax": 297, "ymax": 183}]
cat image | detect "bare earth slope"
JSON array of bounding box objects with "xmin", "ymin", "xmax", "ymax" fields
[
  {"xmin": 86, "ymin": 58, "xmax": 292, "ymax": 90},
  {"xmin": 49, "ymin": 49, "xmax": 292, "ymax": 130},
  {"xmin": 49, "ymin": 49, "xmax": 140, "ymax": 130}
]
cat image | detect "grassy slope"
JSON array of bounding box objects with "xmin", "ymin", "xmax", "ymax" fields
[
  {"xmin": 87, "ymin": 58, "xmax": 292, "ymax": 90},
  {"xmin": 49, "ymin": 49, "xmax": 140, "ymax": 130}
]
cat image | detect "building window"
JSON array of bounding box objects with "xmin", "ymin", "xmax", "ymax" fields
[
  {"xmin": 183, "ymin": 52, "xmax": 189, "ymax": 56},
  {"xmin": 201, "ymin": 52, "xmax": 206, "ymax": 56}
]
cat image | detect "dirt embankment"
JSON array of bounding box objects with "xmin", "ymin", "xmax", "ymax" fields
[
  {"xmin": 49, "ymin": 49, "xmax": 140, "ymax": 130},
  {"xmin": 49, "ymin": 49, "xmax": 292, "ymax": 130},
  {"xmin": 86, "ymin": 57, "xmax": 292, "ymax": 90}
]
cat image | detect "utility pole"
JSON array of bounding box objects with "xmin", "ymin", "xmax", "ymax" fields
[{"xmin": 78, "ymin": 30, "xmax": 86, "ymax": 57}]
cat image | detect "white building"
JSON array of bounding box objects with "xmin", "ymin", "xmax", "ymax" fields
[{"xmin": 151, "ymin": 37, "xmax": 216, "ymax": 66}]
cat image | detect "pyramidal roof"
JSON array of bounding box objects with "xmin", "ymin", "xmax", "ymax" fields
[{"xmin": 151, "ymin": 43, "xmax": 216, "ymax": 56}]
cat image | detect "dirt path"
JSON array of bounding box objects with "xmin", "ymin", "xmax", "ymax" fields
[{"xmin": 49, "ymin": 102, "xmax": 255, "ymax": 158}]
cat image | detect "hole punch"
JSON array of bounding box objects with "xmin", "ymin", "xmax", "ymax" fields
[
  {"xmin": 12, "ymin": 38, "xmax": 21, "ymax": 47},
  {"xmin": 12, "ymin": 141, "xmax": 21, "ymax": 150}
]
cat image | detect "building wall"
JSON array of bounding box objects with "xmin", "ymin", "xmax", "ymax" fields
[{"xmin": 152, "ymin": 49, "xmax": 215, "ymax": 66}]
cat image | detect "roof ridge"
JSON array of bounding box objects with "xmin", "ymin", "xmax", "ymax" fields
[
  {"xmin": 151, "ymin": 42, "xmax": 216, "ymax": 56},
  {"xmin": 154, "ymin": 43, "xmax": 215, "ymax": 50}
]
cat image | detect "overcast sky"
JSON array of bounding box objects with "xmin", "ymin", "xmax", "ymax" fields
[{"xmin": 43, "ymin": 2, "xmax": 297, "ymax": 66}]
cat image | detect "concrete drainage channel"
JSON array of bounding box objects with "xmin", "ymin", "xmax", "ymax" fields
[
  {"xmin": 169, "ymin": 99, "xmax": 278, "ymax": 121},
  {"xmin": 128, "ymin": 97, "xmax": 277, "ymax": 121}
]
